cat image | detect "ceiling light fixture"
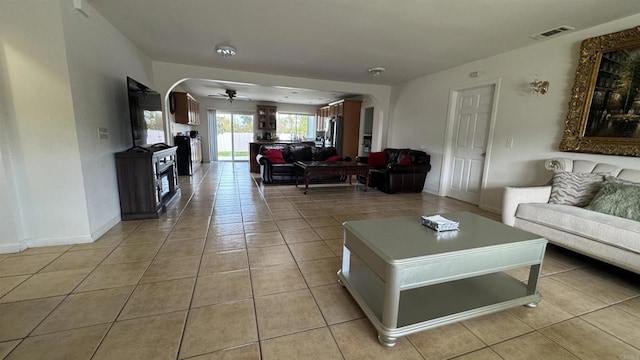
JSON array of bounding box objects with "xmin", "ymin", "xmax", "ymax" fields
[
  {"xmin": 368, "ymin": 66, "xmax": 386, "ymax": 77},
  {"xmin": 215, "ymin": 45, "xmax": 237, "ymax": 58}
]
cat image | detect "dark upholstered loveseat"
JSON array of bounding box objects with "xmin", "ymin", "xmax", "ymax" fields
[
  {"xmin": 357, "ymin": 148, "xmax": 431, "ymax": 194},
  {"xmin": 256, "ymin": 143, "xmax": 350, "ymax": 184}
]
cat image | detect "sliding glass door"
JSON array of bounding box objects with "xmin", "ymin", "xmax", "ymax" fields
[{"xmin": 216, "ymin": 112, "xmax": 253, "ymax": 161}]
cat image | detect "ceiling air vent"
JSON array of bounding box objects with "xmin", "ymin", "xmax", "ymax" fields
[{"xmin": 530, "ymin": 25, "xmax": 575, "ymax": 40}]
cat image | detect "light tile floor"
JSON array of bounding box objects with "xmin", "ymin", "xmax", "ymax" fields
[{"xmin": 0, "ymin": 162, "xmax": 639, "ymax": 360}]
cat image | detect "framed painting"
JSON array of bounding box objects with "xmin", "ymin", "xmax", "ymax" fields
[{"xmin": 560, "ymin": 26, "xmax": 640, "ymax": 156}]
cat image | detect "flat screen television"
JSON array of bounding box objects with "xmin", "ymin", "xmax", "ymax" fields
[{"xmin": 127, "ymin": 76, "xmax": 166, "ymax": 147}]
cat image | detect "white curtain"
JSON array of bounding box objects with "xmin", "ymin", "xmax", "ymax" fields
[{"xmin": 207, "ymin": 109, "xmax": 217, "ymax": 161}]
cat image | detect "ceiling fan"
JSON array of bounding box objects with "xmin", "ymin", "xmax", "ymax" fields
[{"xmin": 208, "ymin": 89, "xmax": 251, "ymax": 102}]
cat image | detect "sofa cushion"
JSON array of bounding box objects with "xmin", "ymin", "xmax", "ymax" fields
[
  {"xmin": 312, "ymin": 147, "xmax": 337, "ymax": 161},
  {"xmin": 515, "ymin": 203, "xmax": 640, "ymax": 254},
  {"xmin": 283, "ymin": 145, "xmax": 312, "ymax": 162},
  {"xmin": 548, "ymin": 171, "xmax": 604, "ymax": 207},
  {"xmin": 271, "ymin": 163, "xmax": 295, "ymax": 174},
  {"xmin": 383, "ymin": 148, "xmax": 408, "ymax": 164},
  {"xmin": 585, "ymin": 178, "xmax": 640, "ymax": 221},
  {"xmin": 368, "ymin": 151, "xmax": 386, "ymax": 167},
  {"xmin": 399, "ymin": 155, "xmax": 411, "ymax": 164},
  {"xmin": 325, "ymin": 155, "xmax": 342, "ymax": 162},
  {"xmin": 263, "ymin": 149, "xmax": 286, "ymax": 164}
]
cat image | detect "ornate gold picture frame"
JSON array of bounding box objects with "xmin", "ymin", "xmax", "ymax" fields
[{"xmin": 560, "ymin": 26, "xmax": 640, "ymax": 157}]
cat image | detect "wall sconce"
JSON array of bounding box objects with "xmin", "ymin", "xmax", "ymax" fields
[{"xmin": 530, "ymin": 76, "xmax": 549, "ymax": 95}]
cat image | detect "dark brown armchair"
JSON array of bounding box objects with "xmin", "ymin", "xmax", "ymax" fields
[{"xmin": 357, "ymin": 148, "xmax": 431, "ymax": 194}]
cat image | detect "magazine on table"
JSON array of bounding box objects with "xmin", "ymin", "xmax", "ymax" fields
[{"xmin": 421, "ymin": 215, "xmax": 459, "ymax": 232}]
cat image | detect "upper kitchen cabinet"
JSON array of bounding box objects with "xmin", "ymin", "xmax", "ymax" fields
[
  {"xmin": 317, "ymin": 105, "xmax": 330, "ymax": 132},
  {"xmin": 173, "ymin": 92, "xmax": 200, "ymax": 126}
]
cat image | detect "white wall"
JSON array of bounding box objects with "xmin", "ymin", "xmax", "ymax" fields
[
  {"xmin": 0, "ymin": 6, "xmax": 22, "ymax": 252},
  {"xmin": 0, "ymin": 0, "xmax": 92, "ymax": 250},
  {"xmin": 390, "ymin": 14, "xmax": 640, "ymax": 212},
  {"xmin": 0, "ymin": 0, "xmax": 156, "ymax": 252},
  {"xmin": 0, "ymin": 150, "xmax": 21, "ymax": 252},
  {"xmin": 59, "ymin": 0, "xmax": 155, "ymax": 237}
]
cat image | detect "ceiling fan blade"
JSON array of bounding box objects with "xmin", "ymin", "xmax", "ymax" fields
[{"xmin": 207, "ymin": 90, "xmax": 251, "ymax": 101}]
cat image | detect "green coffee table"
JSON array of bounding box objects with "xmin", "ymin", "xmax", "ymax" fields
[{"xmin": 337, "ymin": 212, "xmax": 547, "ymax": 347}]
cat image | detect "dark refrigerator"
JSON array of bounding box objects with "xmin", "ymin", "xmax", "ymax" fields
[
  {"xmin": 324, "ymin": 116, "xmax": 344, "ymax": 154},
  {"xmin": 174, "ymin": 135, "xmax": 193, "ymax": 175}
]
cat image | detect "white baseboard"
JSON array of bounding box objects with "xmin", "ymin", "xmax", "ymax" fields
[
  {"xmin": 479, "ymin": 203, "xmax": 501, "ymax": 214},
  {"xmin": 422, "ymin": 187, "xmax": 440, "ymax": 195},
  {"xmin": 1, "ymin": 215, "xmax": 122, "ymax": 253},
  {"xmin": 27, "ymin": 235, "xmax": 94, "ymax": 248},
  {"xmin": 0, "ymin": 241, "xmax": 28, "ymax": 254},
  {"xmin": 91, "ymin": 214, "xmax": 121, "ymax": 240}
]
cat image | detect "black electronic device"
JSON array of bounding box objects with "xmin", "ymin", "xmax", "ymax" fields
[{"xmin": 127, "ymin": 77, "xmax": 166, "ymax": 147}]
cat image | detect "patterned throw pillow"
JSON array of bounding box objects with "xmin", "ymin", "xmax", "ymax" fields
[
  {"xmin": 548, "ymin": 171, "xmax": 604, "ymax": 207},
  {"xmin": 585, "ymin": 178, "xmax": 640, "ymax": 221}
]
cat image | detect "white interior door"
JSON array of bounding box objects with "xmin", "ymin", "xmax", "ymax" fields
[{"xmin": 446, "ymin": 85, "xmax": 494, "ymax": 204}]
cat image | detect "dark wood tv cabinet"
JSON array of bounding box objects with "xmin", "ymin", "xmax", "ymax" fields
[{"xmin": 115, "ymin": 145, "xmax": 180, "ymax": 220}]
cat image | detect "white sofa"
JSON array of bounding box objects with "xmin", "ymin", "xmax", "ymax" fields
[{"xmin": 502, "ymin": 158, "xmax": 640, "ymax": 274}]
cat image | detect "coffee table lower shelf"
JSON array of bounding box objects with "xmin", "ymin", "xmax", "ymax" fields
[{"xmin": 337, "ymin": 265, "xmax": 540, "ymax": 345}]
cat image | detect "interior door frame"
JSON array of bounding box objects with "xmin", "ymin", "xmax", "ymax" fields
[{"xmin": 439, "ymin": 78, "xmax": 501, "ymax": 209}]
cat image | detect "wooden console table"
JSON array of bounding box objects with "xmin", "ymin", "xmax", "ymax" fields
[
  {"xmin": 294, "ymin": 161, "xmax": 370, "ymax": 194},
  {"xmin": 115, "ymin": 145, "xmax": 180, "ymax": 220}
]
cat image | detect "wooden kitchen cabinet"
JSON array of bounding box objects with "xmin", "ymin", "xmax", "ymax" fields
[
  {"xmin": 173, "ymin": 92, "xmax": 200, "ymax": 125},
  {"xmin": 257, "ymin": 105, "xmax": 277, "ymax": 131},
  {"xmin": 317, "ymin": 105, "xmax": 330, "ymax": 131},
  {"xmin": 337, "ymin": 99, "xmax": 362, "ymax": 159},
  {"xmin": 318, "ymin": 99, "xmax": 362, "ymax": 159}
]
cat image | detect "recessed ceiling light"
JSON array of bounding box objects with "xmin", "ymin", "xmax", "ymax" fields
[{"xmin": 215, "ymin": 45, "xmax": 237, "ymax": 58}]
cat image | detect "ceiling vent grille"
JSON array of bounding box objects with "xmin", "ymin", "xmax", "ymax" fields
[{"xmin": 530, "ymin": 25, "xmax": 575, "ymax": 40}]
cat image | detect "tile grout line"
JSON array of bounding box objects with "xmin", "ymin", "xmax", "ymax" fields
[
  {"xmin": 5, "ymin": 222, "xmax": 142, "ymax": 360},
  {"xmin": 171, "ymin": 163, "xmax": 220, "ymax": 360},
  {"xmin": 89, "ymin": 164, "xmax": 213, "ymax": 360}
]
